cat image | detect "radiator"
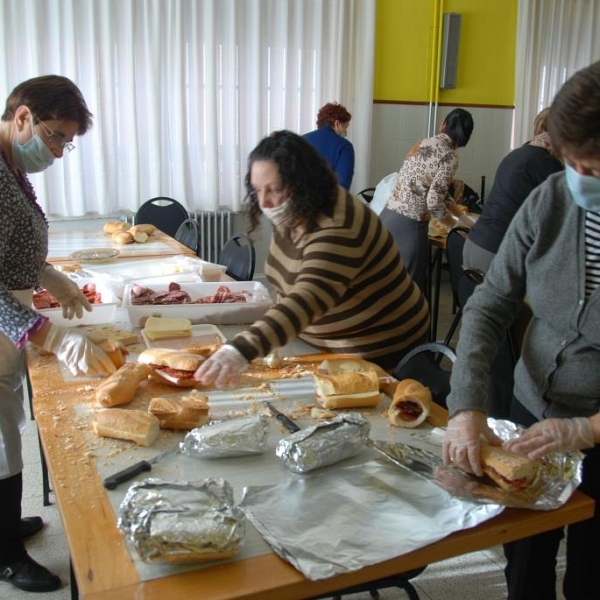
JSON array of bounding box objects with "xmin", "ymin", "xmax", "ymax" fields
[{"xmin": 194, "ymin": 210, "xmax": 233, "ymax": 263}]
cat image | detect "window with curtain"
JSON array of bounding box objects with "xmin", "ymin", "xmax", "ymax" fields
[
  {"xmin": 0, "ymin": 0, "xmax": 375, "ymax": 217},
  {"xmin": 514, "ymin": 0, "xmax": 600, "ymax": 146}
]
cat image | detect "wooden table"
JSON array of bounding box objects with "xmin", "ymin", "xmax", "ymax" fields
[
  {"xmin": 26, "ymin": 344, "xmax": 594, "ymax": 600},
  {"xmin": 47, "ymin": 229, "xmax": 197, "ymax": 263}
]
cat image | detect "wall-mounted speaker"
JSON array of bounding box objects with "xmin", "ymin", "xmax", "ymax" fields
[{"xmin": 440, "ymin": 13, "xmax": 462, "ymax": 89}]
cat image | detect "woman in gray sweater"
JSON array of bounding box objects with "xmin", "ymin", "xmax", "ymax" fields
[{"xmin": 443, "ymin": 60, "xmax": 600, "ymax": 600}]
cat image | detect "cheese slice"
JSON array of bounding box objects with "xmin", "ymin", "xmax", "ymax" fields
[{"xmin": 143, "ymin": 316, "xmax": 192, "ymax": 341}]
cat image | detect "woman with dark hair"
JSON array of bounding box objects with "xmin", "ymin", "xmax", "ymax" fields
[
  {"xmin": 443, "ymin": 60, "xmax": 600, "ymax": 600},
  {"xmin": 302, "ymin": 101, "xmax": 354, "ymax": 190},
  {"xmin": 0, "ymin": 75, "xmax": 115, "ymax": 594},
  {"xmin": 463, "ymin": 108, "xmax": 563, "ymax": 273},
  {"xmin": 379, "ymin": 108, "xmax": 475, "ymax": 292},
  {"xmin": 195, "ymin": 130, "xmax": 430, "ymax": 388}
]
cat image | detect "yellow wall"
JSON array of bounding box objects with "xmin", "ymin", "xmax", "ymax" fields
[{"xmin": 374, "ymin": 0, "xmax": 517, "ymax": 106}]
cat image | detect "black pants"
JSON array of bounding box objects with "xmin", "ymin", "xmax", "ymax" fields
[
  {"xmin": 504, "ymin": 398, "xmax": 600, "ymax": 600},
  {"xmin": 0, "ymin": 472, "xmax": 26, "ymax": 565}
]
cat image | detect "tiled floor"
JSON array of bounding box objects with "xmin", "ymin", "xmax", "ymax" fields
[{"xmin": 4, "ymin": 275, "xmax": 568, "ymax": 599}]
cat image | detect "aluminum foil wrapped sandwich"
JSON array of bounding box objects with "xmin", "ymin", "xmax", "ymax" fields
[
  {"xmin": 118, "ymin": 477, "xmax": 245, "ymax": 563},
  {"xmin": 276, "ymin": 412, "xmax": 370, "ymax": 473},
  {"xmin": 180, "ymin": 415, "xmax": 269, "ymax": 458}
]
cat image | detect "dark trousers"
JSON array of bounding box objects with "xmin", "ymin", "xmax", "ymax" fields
[
  {"xmin": 504, "ymin": 398, "xmax": 600, "ymax": 600},
  {"xmin": 0, "ymin": 472, "xmax": 26, "ymax": 565}
]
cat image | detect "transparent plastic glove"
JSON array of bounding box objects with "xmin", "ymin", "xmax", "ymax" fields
[
  {"xmin": 506, "ymin": 417, "xmax": 595, "ymax": 459},
  {"xmin": 193, "ymin": 344, "xmax": 249, "ymax": 388},
  {"xmin": 42, "ymin": 325, "xmax": 116, "ymax": 377},
  {"xmin": 442, "ymin": 410, "xmax": 502, "ymax": 476},
  {"xmin": 40, "ymin": 265, "xmax": 92, "ymax": 320}
]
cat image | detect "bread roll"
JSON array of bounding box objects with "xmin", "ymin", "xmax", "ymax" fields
[
  {"xmin": 388, "ymin": 379, "xmax": 432, "ymax": 428},
  {"xmin": 95, "ymin": 362, "xmax": 152, "ymax": 407},
  {"xmin": 98, "ymin": 339, "xmax": 129, "ymax": 369},
  {"xmin": 93, "ymin": 408, "xmax": 159, "ymax": 446},
  {"xmin": 112, "ymin": 231, "xmax": 134, "ymax": 244},
  {"xmin": 129, "ymin": 224, "xmax": 157, "ymax": 236},
  {"xmin": 148, "ymin": 393, "xmax": 210, "ymax": 430},
  {"xmin": 103, "ymin": 220, "xmax": 129, "ymax": 234}
]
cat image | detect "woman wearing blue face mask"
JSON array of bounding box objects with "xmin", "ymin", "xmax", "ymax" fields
[
  {"xmin": 0, "ymin": 76, "xmax": 116, "ymax": 594},
  {"xmin": 442, "ymin": 60, "xmax": 600, "ymax": 600}
]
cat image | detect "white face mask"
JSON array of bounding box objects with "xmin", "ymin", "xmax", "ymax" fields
[
  {"xmin": 12, "ymin": 115, "xmax": 55, "ymax": 173},
  {"xmin": 262, "ymin": 200, "xmax": 290, "ymax": 226}
]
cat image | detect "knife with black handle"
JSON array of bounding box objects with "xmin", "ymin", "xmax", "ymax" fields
[
  {"xmin": 264, "ymin": 401, "xmax": 301, "ymax": 433},
  {"xmin": 103, "ymin": 447, "xmax": 179, "ymax": 490}
]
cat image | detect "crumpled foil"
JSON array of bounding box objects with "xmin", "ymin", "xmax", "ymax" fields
[
  {"xmin": 180, "ymin": 415, "xmax": 269, "ymax": 458},
  {"xmin": 374, "ymin": 418, "xmax": 584, "ymax": 510},
  {"xmin": 276, "ymin": 412, "xmax": 370, "ymax": 473},
  {"xmin": 118, "ymin": 478, "xmax": 245, "ymax": 564}
]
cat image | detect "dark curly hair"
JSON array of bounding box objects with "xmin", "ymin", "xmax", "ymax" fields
[
  {"xmin": 316, "ymin": 102, "xmax": 352, "ymax": 127},
  {"xmin": 244, "ymin": 130, "xmax": 338, "ymax": 234},
  {"xmin": 547, "ymin": 60, "xmax": 600, "ymax": 160},
  {"xmin": 442, "ymin": 108, "xmax": 473, "ymax": 147},
  {"xmin": 2, "ymin": 75, "xmax": 93, "ymax": 135}
]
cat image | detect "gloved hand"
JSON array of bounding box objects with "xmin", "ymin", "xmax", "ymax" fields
[
  {"xmin": 505, "ymin": 417, "xmax": 595, "ymax": 459},
  {"xmin": 442, "ymin": 410, "xmax": 502, "ymax": 476},
  {"xmin": 193, "ymin": 344, "xmax": 249, "ymax": 388},
  {"xmin": 42, "ymin": 325, "xmax": 116, "ymax": 377},
  {"xmin": 40, "ymin": 265, "xmax": 92, "ymax": 320}
]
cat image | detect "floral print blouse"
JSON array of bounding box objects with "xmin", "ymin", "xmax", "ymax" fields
[{"xmin": 385, "ymin": 132, "xmax": 458, "ymax": 222}]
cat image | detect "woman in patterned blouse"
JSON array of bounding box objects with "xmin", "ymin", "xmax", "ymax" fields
[
  {"xmin": 195, "ymin": 130, "xmax": 430, "ymax": 388},
  {"xmin": 379, "ymin": 108, "xmax": 474, "ymax": 292}
]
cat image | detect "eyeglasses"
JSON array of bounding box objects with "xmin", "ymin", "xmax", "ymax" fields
[{"xmin": 36, "ymin": 119, "xmax": 75, "ymax": 153}]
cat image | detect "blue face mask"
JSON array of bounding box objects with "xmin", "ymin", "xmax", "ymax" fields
[
  {"xmin": 12, "ymin": 116, "xmax": 55, "ymax": 173},
  {"xmin": 565, "ymin": 164, "xmax": 600, "ymax": 212}
]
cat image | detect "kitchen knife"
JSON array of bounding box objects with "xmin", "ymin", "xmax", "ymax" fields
[
  {"xmin": 264, "ymin": 401, "xmax": 301, "ymax": 433},
  {"xmin": 103, "ymin": 446, "xmax": 179, "ymax": 490}
]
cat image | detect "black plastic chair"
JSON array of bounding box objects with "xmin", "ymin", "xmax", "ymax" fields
[
  {"xmin": 392, "ymin": 341, "xmax": 457, "ymax": 409},
  {"xmin": 442, "ymin": 226, "xmax": 470, "ymax": 345},
  {"xmin": 218, "ymin": 233, "xmax": 256, "ymax": 281},
  {"xmin": 174, "ymin": 218, "xmax": 200, "ymax": 254},
  {"xmin": 134, "ymin": 196, "xmax": 189, "ymax": 238},
  {"xmin": 357, "ymin": 187, "xmax": 376, "ymax": 204},
  {"xmin": 308, "ymin": 567, "xmax": 425, "ymax": 600}
]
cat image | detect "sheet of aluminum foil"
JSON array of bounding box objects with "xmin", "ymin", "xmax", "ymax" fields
[
  {"xmin": 179, "ymin": 415, "xmax": 269, "ymax": 458},
  {"xmin": 275, "ymin": 412, "xmax": 370, "ymax": 473},
  {"xmin": 240, "ymin": 459, "xmax": 503, "ymax": 580},
  {"xmin": 375, "ymin": 418, "xmax": 584, "ymax": 510},
  {"xmin": 118, "ymin": 477, "xmax": 245, "ymax": 564}
]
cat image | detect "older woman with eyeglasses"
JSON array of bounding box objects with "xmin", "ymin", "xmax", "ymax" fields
[{"xmin": 0, "ymin": 75, "xmax": 116, "ymax": 593}]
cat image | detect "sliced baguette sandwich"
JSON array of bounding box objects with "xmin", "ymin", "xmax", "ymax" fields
[
  {"xmin": 388, "ymin": 378, "xmax": 432, "ymax": 428},
  {"xmin": 480, "ymin": 444, "xmax": 541, "ymax": 492},
  {"xmin": 313, "ymin": 370, "xmax": 381, "ymax": 409},
  {"xmin": 138, "ymin": 348, "xmax": 205, "ymax": 387}
]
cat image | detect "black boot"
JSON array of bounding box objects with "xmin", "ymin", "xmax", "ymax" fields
[{"xmin": 20, "ymin": 516, "xmax": 44, "ymax": 540}]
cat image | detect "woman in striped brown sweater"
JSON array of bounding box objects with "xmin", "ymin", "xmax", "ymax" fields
[{"xmin": 195, "ymin": 130, "xmax": 430, "ymax": 388}]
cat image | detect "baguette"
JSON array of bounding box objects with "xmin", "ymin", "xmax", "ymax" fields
[
  {"xmin": 148, "ymin": 393, "xmax": 210, "ymax": 430},
  {"xmin": 95, "ymin": 362, "xmax": 152, "ymax": 407},
  {"xmin": 93, "ymin": 408, "xmax": 159, "ymax": 446},
  {"xmin": 388, "ymin": 379, "xmax": 432, "ymax": 428}
]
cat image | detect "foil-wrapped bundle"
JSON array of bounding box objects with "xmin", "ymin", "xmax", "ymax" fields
[
  {"xmin": 118, "ymin": 477, "xmax": 245, "ymax": 564},
  {"xmin": 180, "ymin": 415, "xmax": 269, "ymax": 458},
  {"xmin": 276, "ymin": 412, "xmax": 371, "ymax": 473}
]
